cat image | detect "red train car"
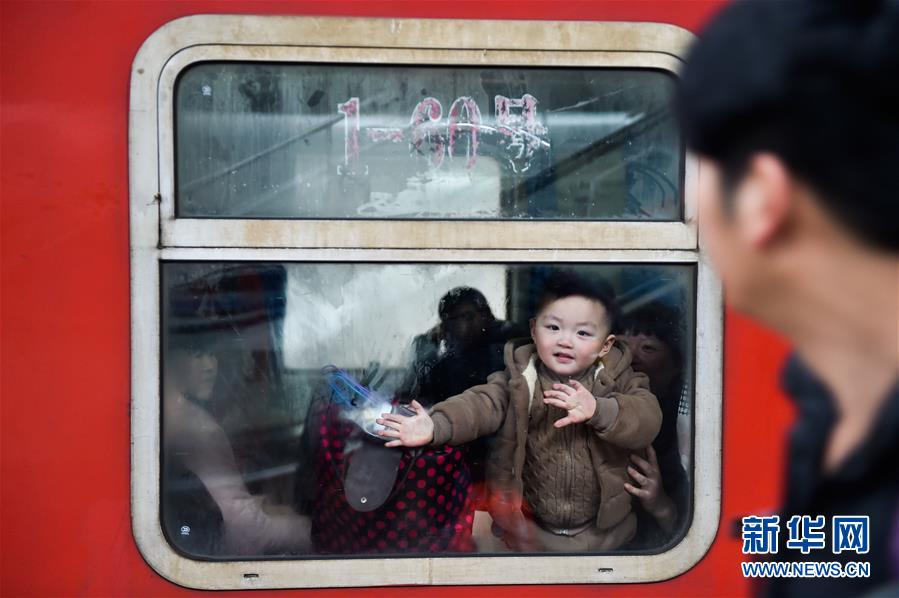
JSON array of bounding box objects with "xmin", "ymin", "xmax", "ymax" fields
[{"xmin": 2, "ymin": 1, "xmax": 795, "ymax": 596}]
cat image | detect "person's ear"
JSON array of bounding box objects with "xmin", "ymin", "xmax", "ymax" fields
[
  {"xmin": 597, "ymin": 333, "xmax": 616, "ymax": 359},
  {"xmin": 529, "ymin": 317, "xmax": 537, "ymax": 341},
  {"xmin": 737, "ymin": 153, "xmax": 794, "ymax": 248}
]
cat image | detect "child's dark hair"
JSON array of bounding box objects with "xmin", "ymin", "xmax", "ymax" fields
[{"xmin": 535, "ymin": 270, "xmax": 620, "ymax": 333}]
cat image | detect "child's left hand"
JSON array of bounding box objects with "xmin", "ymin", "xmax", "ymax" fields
[{"xmin": 542, "ymin": 380, "xmax": 597, "ymax": 428}]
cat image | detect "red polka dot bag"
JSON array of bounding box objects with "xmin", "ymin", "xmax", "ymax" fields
[{"xmin": 307, "ymin": 368, "xmax": 475, "ymax": 555}]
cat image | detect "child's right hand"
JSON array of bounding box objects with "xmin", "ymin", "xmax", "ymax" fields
[{"xmin": 376, "ymin": 400, "xmax": 434, "ymax": 448}]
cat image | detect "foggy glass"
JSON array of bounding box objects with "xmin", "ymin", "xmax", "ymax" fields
[
  {"xmin": 175, "ymin": 63, "xmax": 682, "ymax": 221},
  {"xmin": 160, "ymin": 262, "xmax": 695, "ymax": 559}
]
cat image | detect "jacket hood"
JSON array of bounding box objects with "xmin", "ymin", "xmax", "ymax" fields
[
  {"xmin": 602, "ymin": 340, "xmax": 636, "ymax": 379},
  {"xmin": 504, "ymin": 337, "xmax": 538, "ymax": 373}
]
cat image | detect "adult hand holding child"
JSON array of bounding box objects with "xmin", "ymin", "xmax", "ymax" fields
[{"xmin": 624, "ymin": 446, "xmax": 676, "ymax": 534}]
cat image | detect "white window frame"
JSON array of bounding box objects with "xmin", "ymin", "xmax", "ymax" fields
[{"xmin": 130, "ymin": 15, "xmax": 721, "ymax": 590}]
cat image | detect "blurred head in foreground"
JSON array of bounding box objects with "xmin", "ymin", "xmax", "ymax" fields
[{"xmin": 678, "ymin": 0, "xmax": 899, "ymax": 319}]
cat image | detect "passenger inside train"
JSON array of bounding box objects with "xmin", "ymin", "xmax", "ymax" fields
[
  {"xmin": 162, "ymin": 274, "xmax": 312, "ymax": 557},
  {"xmin": 402, "ymin": 287, "xmax": 525, "ymax": 493},
  {"xmin": 377, "ymin": 270, "xmax": 662, "ymax": 552},
  {"xmin": 620, "ymin": 302, "xmax": 690, "ymax": 548}
]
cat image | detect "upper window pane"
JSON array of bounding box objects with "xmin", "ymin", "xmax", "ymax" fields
[{"xmin": 175, "ymin": 63, "xmax": 682, "ymax": 221}]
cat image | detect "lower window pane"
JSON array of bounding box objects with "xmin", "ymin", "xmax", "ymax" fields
[{"xmin": 161, "ymin": 262, "xmax": 695, "ymax": 559}]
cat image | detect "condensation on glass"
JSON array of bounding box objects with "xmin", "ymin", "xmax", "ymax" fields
[
  {"xmin": 175, "ymin": 63, "xmax": 682, "ymax": 221},
  {"xmin": 160, "ymin": 262, "xmax": 695, "ymax": 559}
]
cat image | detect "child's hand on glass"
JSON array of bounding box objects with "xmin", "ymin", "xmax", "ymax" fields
[
  {"xmin": 376, "ymin": 400, "xmax": 434, "ymax": 447},
  {"xmin": 624, "ymin": 446, "xmax": 676, "ymax": 532},
  {"xmin": 542, "ymin": 379, "xmax": 597, "ymax": 428}
]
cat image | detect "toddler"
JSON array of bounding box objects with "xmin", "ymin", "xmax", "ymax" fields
[{"xmin": 378, "ymin": 271, "xmax": 661, "ymax": 551}]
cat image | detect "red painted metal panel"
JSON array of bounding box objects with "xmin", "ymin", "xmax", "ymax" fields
[{"xmin": 1, "ymin": 1, "xmax": 795, "ymax": 595}]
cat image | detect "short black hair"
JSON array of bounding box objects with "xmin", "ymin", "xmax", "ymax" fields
[
  {"xmin": 438, "ymin": 287, "xmax": 495, "ymax": 322},
  {"xmin": 678, "ymin": 0, "xmax": 899, "ymax": 251},
  {"xmin": 535, "ymin": 270, "xmax": 619, "ymax": 333}
]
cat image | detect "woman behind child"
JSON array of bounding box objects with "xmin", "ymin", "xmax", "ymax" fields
[{"xmin": 378, "ymin": 271, "xmax": 661, "ymax": 552}]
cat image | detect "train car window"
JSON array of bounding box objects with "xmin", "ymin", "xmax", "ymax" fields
[
  {"xmin": 160, "ymin": 262, "xmax": 696, "ymax": 559},
  {"xmin": 130, "ymin": 16, "xmax": 721, "ymax": 589},
  {"xmin": 175, "ymin": 63, "xmax": 681, "ymax": 222}
]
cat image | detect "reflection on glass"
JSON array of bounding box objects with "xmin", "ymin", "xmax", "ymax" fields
[
  {"xmin": 161, "ymin": 262, "xmax": 694, "ymax": 559},
  {"xmin": 176, "ymin": 63, "xmax": 681, "ymax": 221}
]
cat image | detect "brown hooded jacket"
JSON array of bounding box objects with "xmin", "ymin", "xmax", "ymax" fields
[{"xmin": 430, "ymin": 338, "xmax": 662, "ymax": 549}]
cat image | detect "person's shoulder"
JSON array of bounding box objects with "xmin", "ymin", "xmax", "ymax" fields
[{"xmin": 780, "ymin": 352, "xmax": 838, "ymax": 418}]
